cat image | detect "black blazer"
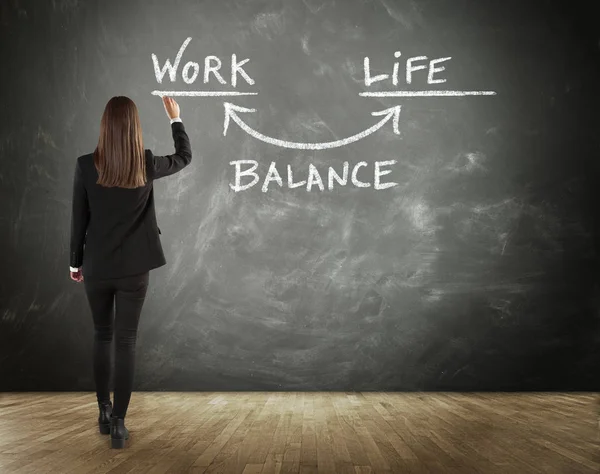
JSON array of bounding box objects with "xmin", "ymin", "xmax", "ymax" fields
[{"xmin": 70, "ymin": 121, "xmax": 192, "ymax": 280}]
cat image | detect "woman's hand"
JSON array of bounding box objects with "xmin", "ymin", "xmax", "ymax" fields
[
  {"xmin": 70, "ymin": 269, "xmax": 84, "ymax": 282},
  {"xmin": 162, "ymin": 96, "xmax": 180, "ymax": 120}
]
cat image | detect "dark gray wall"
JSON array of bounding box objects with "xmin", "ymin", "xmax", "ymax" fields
[{"xmin": 1, "ymin": 0, "xmax": 599, "ymax": 391}]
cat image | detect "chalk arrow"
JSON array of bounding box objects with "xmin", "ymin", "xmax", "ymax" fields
[{"xmin": 223, "ymin": 102, "xmax": 402, "ymax": 150}]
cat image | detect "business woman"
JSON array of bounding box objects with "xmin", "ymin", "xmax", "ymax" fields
[{"xmin": 69, "ymin": 95, "xmax": 192, "ymax": 449}]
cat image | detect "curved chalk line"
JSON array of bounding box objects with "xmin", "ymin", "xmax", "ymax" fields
[{"xmin": 222, "ymin": 102, "xmax": 402, "ymax": 150}]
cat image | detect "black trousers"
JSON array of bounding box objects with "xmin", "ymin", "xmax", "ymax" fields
[{"xmin": 84, "ymin": 271, "xmax": 149, "ymax": 419}]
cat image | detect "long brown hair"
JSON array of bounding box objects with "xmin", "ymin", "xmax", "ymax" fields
[{"xmin": 94, "ymin": 96, "xmax": 146, "ymax": 188}]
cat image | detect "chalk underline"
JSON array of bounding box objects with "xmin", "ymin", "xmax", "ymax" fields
[
  {"xmin": 359, "ymin": 91, "xmax": 496, "ymax": 97},
  {"xmin": 151, "ymin": 90, "xmax": 496, "ymax": 98},
  {"xmin": 151, "ymin": 90, "xmax": 258, "ymax": 96}
]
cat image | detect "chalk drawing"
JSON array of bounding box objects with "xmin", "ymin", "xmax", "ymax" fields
[
  {"xmin": 223, "ymin": 103, "xmax": 402, "ymax": 150},
  {"xmin": 152, "ymin": 91, "xmax": 258, "ymax": 97},
  {"xmin": 228, "ymin": 159, "xmax": 398, "ymax": 192},
  {"xmin": 151, "ymin": 37, "xmax": 255, "ymax": 87},
  {"xmin": 359, "ymin": 91, "xmax": 496, "ymax": 97},
  {"xmin": 149, "ymin": 41, "xmax": 497, "ymax": 154}
]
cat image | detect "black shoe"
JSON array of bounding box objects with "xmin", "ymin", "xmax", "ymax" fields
[
  {"xmin": 98, "ymin": 400, "xmax": 112, "ymax": 435},
  {"xmin": 110, "ymin": 415, "xmax": 129, "ymax": 449}
]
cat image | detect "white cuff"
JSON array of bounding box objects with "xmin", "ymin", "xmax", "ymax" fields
[
  {"xmin": 70, "ymin": 266, "xmax": 80, "ymax": 272},
  {"xmin": 170, "ymin": 117, "xmax": 182, "ymax": 124}
]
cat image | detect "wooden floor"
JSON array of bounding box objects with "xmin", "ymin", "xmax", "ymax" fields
[{"xmin": 0, "ymin": 392, "xmax": 598, "ymax": 473}]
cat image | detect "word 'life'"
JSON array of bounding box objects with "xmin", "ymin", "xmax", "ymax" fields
[{"xmin": 364, "ymin": 53, "xmax": 451, "ymax": 86}]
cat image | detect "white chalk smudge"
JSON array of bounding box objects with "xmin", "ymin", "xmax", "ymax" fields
[
  {"xmin": 424, "ymin": 288, "xmax": 445, "ymax": 303},
  {"xmin": 340, "ymin": 21, "xmax": 364, "ymax": 41},
  {"xmin": 405, "ymin": 198, "xmax": 437, "ymax": 236},
  {"xmin": 378, "ymin": 0, "xmax": 423, "ymax": 30},
  {"xmin": 301, "ymin": 0, "xmax": 331, "ymax": 14},
  {"xmin": 252, "ymin": 12, "xmax": 285, "ymax": 40},
  {"xmin": 445, "ymin": 151, "xmax": 488, "ymax": 174},
  {"xmin": 313, "ymin": 62, "xmax": 334, "ymax": 77},
  {"xmin": 301, "ymin": 33, "xmax": 310, "ymax": 54}
]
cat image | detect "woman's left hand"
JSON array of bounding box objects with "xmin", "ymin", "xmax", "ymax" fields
[{"xmin": 70, "ymin": 270, "xmax": 84, "ymax": 282}]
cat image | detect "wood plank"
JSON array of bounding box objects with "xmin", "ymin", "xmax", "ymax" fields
[{"xmin": 0, "ymin": 392, "xmax": 597, "ymax": 473}]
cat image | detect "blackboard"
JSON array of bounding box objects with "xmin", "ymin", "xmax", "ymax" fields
[{"xmin": 1, "ymin": 0, "xmax": 599, "ymax": 391}]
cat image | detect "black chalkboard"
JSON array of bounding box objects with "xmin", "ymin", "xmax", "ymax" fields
[{"xmin": 1, "ymin": 0, "xmax": 599, "ymax": 391}]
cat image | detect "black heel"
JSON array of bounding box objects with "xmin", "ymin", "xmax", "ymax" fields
[
  {"xmin": 110, "ymin": 437, "xmax": 126, "ymax": 449},
  {"xmin": 110, "ymin": 415, "xmax": 130, "ymax": 449},
  {"xmin": 98, "ymin": 400, "xmax": 112, "ymax": 435}
]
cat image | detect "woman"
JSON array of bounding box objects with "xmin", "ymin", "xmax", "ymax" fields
[{"xmin": 69, "ymin": 95, "xmax": 192, "ymax": 449}]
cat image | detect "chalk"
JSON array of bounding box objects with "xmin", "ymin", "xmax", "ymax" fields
[
  {"xmin": 204, "ymin": 56, "xmax": 227, "ymax": 85},
  {"xmin": 231, "ymin": 54, "xmax": 255, "ymax": 87},
  {"xmin": 359, "ymin": 91, "xmax": 496, "ymax": 97},
  {"xmin": 364, "ymin": 53, "xmax": 453, "ymax": 86},
  {"xmin": 364, "ymin": 56, "xmax": 390, "ymax": 86},
  {"xmin": 223, "ymin": 102, "xmax": 401, "ymax": 150},
  {"xmin": 151, "ymin": 37, "xmax": 255, "ymax": 87},
  {"xmin": 228, "ymin": 160, "xmax": 398, "ymax": 192},
  {"xmin": 151, "ymin": 91, "xmax": 258, "ymax": 96},
  {"xmin": 428, "ymin": 57, "xmax": 451, "ymax": 84},
  {"xmin": 152, "ymin": 37, "xmax": 192, "ymax": 83},
  {"xmin": 405, "ymin": 56, "xmax": 428, "ymax": 84}
]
